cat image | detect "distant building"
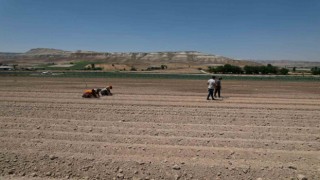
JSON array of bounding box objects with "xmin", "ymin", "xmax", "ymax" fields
[{"xmin": 0, "ymin": 65, "xmax": 14, "ymax": 70}]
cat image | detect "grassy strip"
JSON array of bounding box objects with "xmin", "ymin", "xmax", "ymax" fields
[{"xmin": 1, "ymin": 71, "xmax": 320, "ymax": 81}]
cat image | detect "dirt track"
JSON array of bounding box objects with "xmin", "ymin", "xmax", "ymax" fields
[{"xmin": 0, "ymin": 77, "xmax": 320, "ymax": 180}]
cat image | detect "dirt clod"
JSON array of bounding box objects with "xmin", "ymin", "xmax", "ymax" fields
[
  {"xmin": 49, "ymin": 155, "xmax": 57, "ymax": 160},
  {"xmin": 172, "ymin": 164, "xmax": 181, "ymax": 170},
  {"xmin": 117, "ymin": 173, "xmax": 124, "ymax": 178},
  {"xmin": 297, "ymin": 174, "xmax": 308, "ymax": 180}
]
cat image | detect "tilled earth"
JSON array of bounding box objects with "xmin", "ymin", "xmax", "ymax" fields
[{"xmin": 0, "ymin": 77, "xmax": 320, "ymax": 180}]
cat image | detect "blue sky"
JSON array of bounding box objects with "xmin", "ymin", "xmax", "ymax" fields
[{"xmin": 0, "ymin": 0, "xmax": 319, "ymax": 61}]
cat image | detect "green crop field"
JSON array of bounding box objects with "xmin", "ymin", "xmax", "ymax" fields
[
  {"xmin": 36, "ymin": 61, "xmax": 101, "ymax": 70},
  {"xmin": 1, "ymin": 71, "xmax": 320, "ymax": 81}
]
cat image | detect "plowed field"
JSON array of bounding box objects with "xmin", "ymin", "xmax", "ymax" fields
[{"xmin": 1, "ymin": 77, "xmax": 319, "ymax": 180}]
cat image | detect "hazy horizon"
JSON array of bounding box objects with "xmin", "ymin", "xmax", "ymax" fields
[{"xmin": 0, "ymin": 0, "xmax": 319, "ymax": 61}]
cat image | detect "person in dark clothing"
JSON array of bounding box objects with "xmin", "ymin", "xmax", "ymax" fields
[
  {"xmin": 214, "ymin": 77, "xmax": 222, "ymax": 98},
  {"xmin": 100, "ymin": 85, "xmax": 113, "ymax": 96}
]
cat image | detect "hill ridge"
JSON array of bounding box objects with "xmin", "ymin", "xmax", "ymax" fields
[{"xmin": 0, "ymin": 48, "xmax": 261, "ymax": 67}]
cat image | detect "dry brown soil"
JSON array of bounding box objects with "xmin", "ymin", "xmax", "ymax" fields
[{"xmin": 0, "ymin": 77, "xmax": 320, "ymax": 180}]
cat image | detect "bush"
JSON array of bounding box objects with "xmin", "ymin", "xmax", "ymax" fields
[
  {"xmin": 311, "ymin": 67, "xmax": 320, "ymax": 75},
  {"xmin": 161, "ymin": 65, "xmax": 168, "ymax": 69},
  {"xmin": 279, "ymin": 68, "xmax": 289, "ymax": 75}
]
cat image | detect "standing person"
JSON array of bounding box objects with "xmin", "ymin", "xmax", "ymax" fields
[
  {"xmin": 214, "ymin": 77, "xmax": 222, "ymax": 98},
  {"xmin": 207, "ymin": 76, "xmax": 216, "ymax": 100}
]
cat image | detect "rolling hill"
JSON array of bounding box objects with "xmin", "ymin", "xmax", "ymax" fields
[{"xmin": 0, "ymin": 48, "xmax": 260, "ymax": 68}]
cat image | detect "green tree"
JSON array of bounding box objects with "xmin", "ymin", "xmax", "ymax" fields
[
  {"xmin": 208, "ymin": 66, "xmax": 218, "ymax": 73},
  {"xmin": 215, "ymin": 66, "xmax": 225, "ymax": 73},
  {"xmin": 161, "ymin": 65, "xmax": 168, "ymax": 70},
  {"xmin": 279, "ymin": 68, "xmax": 289, "ymax": 75},
  {"xmin": 266, "ymin": 64, "xmax": 278, "ymax": 74},
  {"xmin": 311, "ymin": 67, "xmax": 320, "ymax": 75},
  {"xmin": 244, "ymin": 66, "xmax": 253, "ymax": 74},
  {"xmin": 223, "ymin": 64, "xmax": 232, "ymax": 73}
]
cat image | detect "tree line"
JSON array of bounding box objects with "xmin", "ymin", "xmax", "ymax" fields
[
  {"xmin": 208, "ymin": 64, "xmax": 289, "ymax": 75},
  {"xmin": 311, "ymin": 67, "xmax": 320, "ymax": 75}
]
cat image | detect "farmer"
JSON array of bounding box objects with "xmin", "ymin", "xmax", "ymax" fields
[
  {"xmin": 101, "ymin": 85, "xmax": 112, "ymax": 96},
  {"xmin": 214, "ymin": 77, "xmax": 222, "ymax": 98},
  {"xmin": 82, "ymin": 89, "xmax": 99, "ymax": 98},
  {"xmin": 207, "ymin": 76, "xmax": 216, "ymax": 100},
  {"xmin": 93, "ymin": 88, "xmax": 102, "ymax": 97}
]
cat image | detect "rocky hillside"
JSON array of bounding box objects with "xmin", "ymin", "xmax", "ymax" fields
[
  {"xmin": 24, "ymin": 48, "xmax": 71, "ymax": 55},
  {"xmin": 0, "ymin": 48, "xmax": 260, "ymax": 66}
]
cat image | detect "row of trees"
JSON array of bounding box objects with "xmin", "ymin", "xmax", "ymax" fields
[
  {"xmin": 244, "ymin": 64, "xmax": 289, "ymax": 75},
  {"xmin": 208, "ymin": 64, "xmax": 243, "ymax": 74},
  {"xmin": 208, "ymin": 64, "xmax": 289, "ymax": 75},
  {"xmin": 311, "ymin": 67, "xmax": 320, "ymax": 75}
]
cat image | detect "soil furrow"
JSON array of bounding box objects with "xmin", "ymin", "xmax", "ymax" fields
[
  {"xmin": 1, "ymin": 129, "xmax": 319, "ymax": 151},
  {"xmin": 1, "ymin": 122, "xmax": 319, "ymax": 142},
  {"xmin": 1, "ymin": 138, "xmax": 319, "ymax": 168},
  {"xmin": 1, "ymin": 117, "xmax": 320, "ymax": 135}
]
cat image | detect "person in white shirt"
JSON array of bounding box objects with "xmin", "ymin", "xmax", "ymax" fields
[{"xmin": 207, "ymin": 76, "xmax": 216, "ymax": 100}]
